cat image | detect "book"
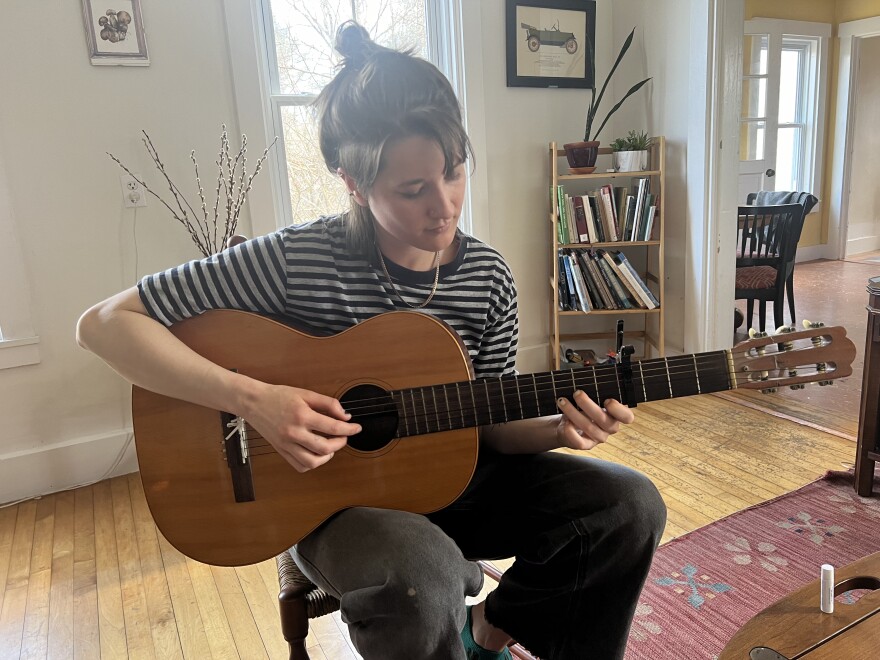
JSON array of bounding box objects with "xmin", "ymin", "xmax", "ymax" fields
[
  {"xmin": 566, "ymin": 253, "xmax": 592, "ymax": 311},
  {"xmin": 579, "ymin": 250, "xmax": 616, "ymax": 309},
  {"xmin": 613, "ymin": 251, "xmax": 660, "ymax": 308},
  {"xmin": 599, "ymin": 185, "xmax": 618, "ymax": 241},
  {"xmin": 556, "ymin": 186, "xmax": 568, "ymax": 244},
  {"xmin": 592, "ymin": 250, "xmax": 634, "ymax": 308},
  {"xmin": 566, "ymin": 195, "xmax": 577, "ymax": 244},
  {"xmin": 587, "ymin": 195, "xmax": 605, "ymax": 242},
  {"xmin": 581, "ymin": 195, "xmax": 599, "ymax": 243},
  {"xmin": 572, "ymin": 196, "xmax": 590, "ymax": 243},
  {"xmin": 598, "ymin": 249, "xmax": 646, "ymax": 308},
  {"xmin": 558, "ymin": 253, "xmax": 575, "ymax": 310}
]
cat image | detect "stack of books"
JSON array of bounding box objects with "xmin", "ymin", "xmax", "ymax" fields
[
  {"xmin": 557, "ymin": 248, "xmax": 660, "ymax": 311},
  {"xmin": 555, "ymin": 179, "xmax": 657, "ymax": 244}
]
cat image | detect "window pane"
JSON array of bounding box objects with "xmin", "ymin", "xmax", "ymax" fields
[
  {"xmin": 741, "ymin": 78, "xmax": 767, "ymax": 119},
  {"xmin": 281, "ymin": 105, "xmax": 349, "ymax": 225},
  {"xmin": 778, "ymin": 48, "xmax": 803, "ymax": 124},
  {"xmin": 775, "ymin": 125, "xmax": 801, "ymax": 192},
  {"xmin": 743, "ymin": 34, "xmax": 768, "ymax": 75},
  {"xmin": 740, "ymin": 121, "xmax": 765, "ymax": 161},
  {"xmin": 271, "ymin": 0, "xmax": 428, "ymax": 96}
]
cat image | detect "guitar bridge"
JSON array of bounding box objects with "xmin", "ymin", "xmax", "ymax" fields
[{"xmin": 221, "ymin": 412, "xmax": 255, "ymax": 502}]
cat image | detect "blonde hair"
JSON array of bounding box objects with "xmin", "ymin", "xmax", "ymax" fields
[{"xmin": 315, "ymin": 21, "xmax": 472, "ymax": 256}]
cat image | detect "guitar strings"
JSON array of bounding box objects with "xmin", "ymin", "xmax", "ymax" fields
[
  {"xmin": 222, "ymin": 351, "xmax": 826, "ymax": 455},
  {"xmin": 229, "ymin": 363, "xmax": 750, "ymax": 454},
  {"xmin": 330, "ymin": 351, "xmax": 806, "ymax": 416}
]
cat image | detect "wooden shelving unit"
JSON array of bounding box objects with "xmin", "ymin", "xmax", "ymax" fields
[{"xmin": 548, "ymin": 138, "xmax": 666, "ymax": 369}]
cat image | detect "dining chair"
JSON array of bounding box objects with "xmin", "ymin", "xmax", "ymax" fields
[
  {"xmin": 745, "ymin": 191, "xmax": 818, "ymax": 324},
  {"xmin": 735, "ymin": 203, "xmax": 805, "ymax": 332}
]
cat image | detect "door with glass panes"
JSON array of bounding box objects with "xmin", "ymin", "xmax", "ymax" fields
[{"xmin": 739, "ymin": 20, "xmax": 828, "ymax": 204}]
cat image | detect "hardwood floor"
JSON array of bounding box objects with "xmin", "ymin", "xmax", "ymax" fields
[{"xmin": 0, "ymin": 395, "xmax": 858, "ymax": 659}]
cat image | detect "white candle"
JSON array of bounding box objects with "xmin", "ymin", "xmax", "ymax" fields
[{"xmin": 820, "ymin": 564, "xmax": 834, "ymax": 614}]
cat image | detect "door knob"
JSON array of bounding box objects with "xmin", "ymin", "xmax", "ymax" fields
[{"xmin": 765, "ymin": 168, "xmax": 776, "ymax": 177}]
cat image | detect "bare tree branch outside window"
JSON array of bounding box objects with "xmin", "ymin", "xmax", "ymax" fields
[{"xmin": 269, "ymin": 0, "xmax": 427, "ymax": 225}]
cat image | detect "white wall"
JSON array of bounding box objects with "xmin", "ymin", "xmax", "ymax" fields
[
  {"xmin": 0, "ymin": 0, "xmax": 711, "ymax": 503},
  {"xmin": 846, "ymin": 34, "xmax": 880, "ymax": 256},
  {"xmin": 466, "ymin": 0, "xmax": 613, "ymax": 372},
  {"xmin": 0, "ymin": 0, "xmax": 250, "ymax": 502}
]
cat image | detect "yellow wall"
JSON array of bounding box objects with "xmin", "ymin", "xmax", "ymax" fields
[
  {"xmin": 837, "ymin": 0, "xmax": 880, "ymax": 23},
  {"xmin": 745, "ymin": 0, "xmax": 835, "ymax": 22},
  {"xmin": 745, "ymin": 0, "xmax": 880, "ymax": 248}
]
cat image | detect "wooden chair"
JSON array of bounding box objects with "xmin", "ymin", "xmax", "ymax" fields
[
  {"xmin": 745, "ymin": 191, "xmax": 818, "ymax": 324},
  {"xmin": 735, "ymin": 203, "xmax": 805, "ymax": 332},
  {"xmin": 276, "ymin": 551, "xmax": 538, "ymax": 659}
]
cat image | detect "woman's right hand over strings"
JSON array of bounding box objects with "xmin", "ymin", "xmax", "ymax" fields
[{"xmin": 243, "ymin": 383, "xmax": 362, "ymax": 473}]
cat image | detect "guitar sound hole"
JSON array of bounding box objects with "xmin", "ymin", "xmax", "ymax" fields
[{"xmin": 340, "ymin": 384, "xmax": 399, "ymax": 452}]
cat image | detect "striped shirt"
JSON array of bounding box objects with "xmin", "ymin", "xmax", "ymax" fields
[{"xmin": 138, "ymin": 215, "xmax": 519, "ymax": 379}]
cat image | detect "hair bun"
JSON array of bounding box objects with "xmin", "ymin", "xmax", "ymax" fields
[{"xmin": 335, "ymin": 21, "xmax": 375, "ymax": 68}]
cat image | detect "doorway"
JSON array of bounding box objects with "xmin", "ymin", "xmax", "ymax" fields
[{"xmin": 843, "ymin": 35, "xmax": 880, "ymax": 259}]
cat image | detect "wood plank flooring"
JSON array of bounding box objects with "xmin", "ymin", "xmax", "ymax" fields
[{"xmin": 0, "ymin": 396, "xmax": 859, "ymax": 659}]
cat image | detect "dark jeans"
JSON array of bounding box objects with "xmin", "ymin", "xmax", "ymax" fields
[{"xmin": 292, "ymin": 450, "xmax": 666, "ymax": 659}]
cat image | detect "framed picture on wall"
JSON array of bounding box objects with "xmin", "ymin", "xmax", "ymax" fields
[
  {"xmin": 81, "ymin": 0, "xmax": 150, "ymax": 66},
  {"xmin": 506, "ymin": 0, "xmax": 595, "ymax": 88}
]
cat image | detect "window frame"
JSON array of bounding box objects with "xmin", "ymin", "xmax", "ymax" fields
[
  {"xmin": 742, "ymin": 18, "xmax": 830, "ymax": 206},
  {"xmin": 223, "ymin": 0, "xmax": 477, "ymax": 236},
  {"xmin": 0, "ymin": 149, "xmax": 40, "ymax": 370}
]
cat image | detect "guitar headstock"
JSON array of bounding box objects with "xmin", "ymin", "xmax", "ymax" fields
[{"xmin": 730, "ymin": 321, "xmax": 857, "ymax": 392}]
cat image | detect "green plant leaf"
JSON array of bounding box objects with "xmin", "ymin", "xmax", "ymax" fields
[
  {"xmin": 586, "ymin": 27, "xmax": 636, "ymax": 140},
  {"xmin": 591, "ymin": 77, "xmax": 652, "ymax": 141}
]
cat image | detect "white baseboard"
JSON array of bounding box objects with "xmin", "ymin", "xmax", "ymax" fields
[
  {"xmin": 796, "ymin": 243, "xmax": 835, "ymax": 263},
  {"xmin": 847, "ymin": 234, "xmax": 880, "ymax": 257},
  {"xmin": 0, "ymin": 429, "xmax": 139, "ymax": 505}
]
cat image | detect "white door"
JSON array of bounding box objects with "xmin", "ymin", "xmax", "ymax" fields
[
  {"xmin": 739, "ymin": 20, "xmax": 830, "ymax": 206},
  {"xmin": 739, "ymin": 31, "xmax": 777, "ymax": 203}
]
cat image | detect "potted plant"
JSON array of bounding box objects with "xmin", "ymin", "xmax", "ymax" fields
[
  {"xmin": 611, "ymin": 130, "xmax": 653, "ymax": 171},
  {"xmin": 564, "ymin": 27, "xmax": 652, "ymax": 173}
]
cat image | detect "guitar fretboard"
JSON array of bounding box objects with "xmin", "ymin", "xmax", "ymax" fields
[{"xmin": 390, "ymin": 351, "xmax": 732, "ymax": 437}]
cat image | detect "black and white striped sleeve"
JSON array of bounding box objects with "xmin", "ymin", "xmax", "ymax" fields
[{"xmin": 137, "ymin": 232, "xmax": 288, "ymax": 326}]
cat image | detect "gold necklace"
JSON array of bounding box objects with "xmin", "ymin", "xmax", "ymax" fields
[{"xmin": 376, "ymin": 245, "xmax": 441, "ymax": 309}]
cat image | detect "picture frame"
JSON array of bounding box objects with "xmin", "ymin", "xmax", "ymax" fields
[
  {"xmin": 505, "ymin": 0, "xmax": 595, "ymax": 88},
  {"xmin": 81, "ymin": 0, "xmax": 150, "ymax": 66}
]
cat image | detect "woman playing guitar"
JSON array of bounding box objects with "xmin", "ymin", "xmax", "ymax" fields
[{"xmin": 76, "ymin": 21, "xmax": 666, "ymax": 660}]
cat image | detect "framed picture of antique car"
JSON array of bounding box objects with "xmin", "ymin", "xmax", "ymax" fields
[{"xmin": 506, "ymin": 0, "xmax": 595, "ymax": 88}]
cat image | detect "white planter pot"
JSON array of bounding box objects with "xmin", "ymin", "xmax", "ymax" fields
[{"xmin": 613, "ymin": 150, "xmax": 648, "ymax": 172}]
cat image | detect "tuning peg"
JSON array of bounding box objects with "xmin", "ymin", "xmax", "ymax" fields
[
  {"xmin": 802, "ymin": 319, "xmax": 825, "ymax": 329},
  {"xmin": 789, "ymin": 384, "xmax": 806, "ymax": 390},
  {"xmin": 761, "ymin": 387, "xmax": 778, "ymax": 394}
]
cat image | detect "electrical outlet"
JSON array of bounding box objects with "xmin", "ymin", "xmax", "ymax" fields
[{"xmin": 120, "ymin": 174, "xmax": 147, "ymax": 208}]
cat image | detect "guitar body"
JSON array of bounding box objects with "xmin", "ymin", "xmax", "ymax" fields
[{"xmin": 132, "ymin": 310, "xmax": 479, "ymax": 567}]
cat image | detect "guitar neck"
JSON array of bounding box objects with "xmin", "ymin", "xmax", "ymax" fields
[{"xmin": 391, "ymin": 350, "xmax": 733, "ymax": 437}]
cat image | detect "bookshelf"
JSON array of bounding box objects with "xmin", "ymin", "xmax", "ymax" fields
[{"xmin": 548, "ymin": 137, "xmax": 665, "ymax": 369}]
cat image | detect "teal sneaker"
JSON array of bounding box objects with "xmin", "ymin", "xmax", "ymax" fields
[{"xmin": 461, "ymin": 605, "xmax": 513, "ymax": 660}]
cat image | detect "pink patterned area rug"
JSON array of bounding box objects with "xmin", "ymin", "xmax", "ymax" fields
[{"xmin": 625, "ymin": 470, "xmax": 880, "ymax": 659}]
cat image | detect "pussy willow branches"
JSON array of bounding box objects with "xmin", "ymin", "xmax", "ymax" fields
[{"xmin": 108, "ymin": 125, "xmax": 278, "ymax": 257}]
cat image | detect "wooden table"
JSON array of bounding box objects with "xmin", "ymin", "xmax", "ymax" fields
[{"xmin": 719, "ymin": 552, "xmax": 880, "ymax": 659}]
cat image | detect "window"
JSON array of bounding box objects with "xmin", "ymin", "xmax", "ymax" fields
[
  {"xmin": 266, "ymin": 1, "xmax": 428, "ymax": 225},
  {"xmin": 223, "ymin": 0, "xmax": 471, "ymax": 233},
  {"xmin": 739, "ymin": 20, "xmax": 830, "ymax": 203}
]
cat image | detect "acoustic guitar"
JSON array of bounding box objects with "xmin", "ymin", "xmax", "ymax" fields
[{"xmin": 131, "ymin": 310, "xmax": 856, "ymax": 566}]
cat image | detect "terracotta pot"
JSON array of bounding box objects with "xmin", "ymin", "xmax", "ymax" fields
[{"xmin": 563, "ymin": 141, "xmax": 600, "ymax": 173}]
